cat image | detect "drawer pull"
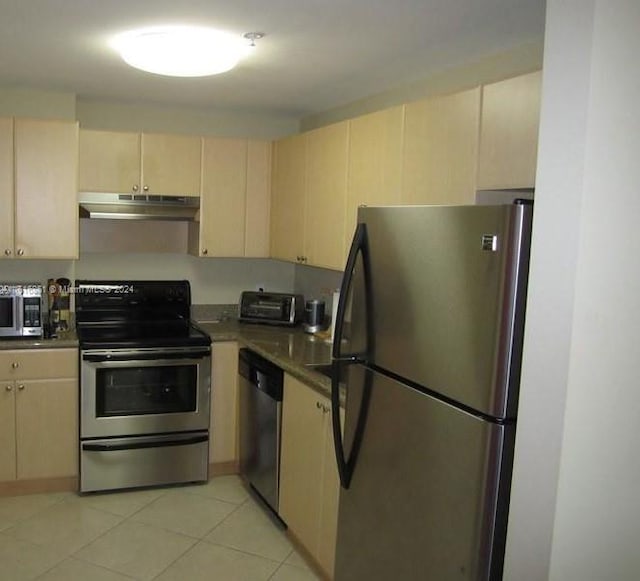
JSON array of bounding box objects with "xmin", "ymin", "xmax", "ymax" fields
[
  {"xmin": 18, "ymin": 384, "xmax": 25, "ymax": 391},
  {"xmin": 11, "ymin": 362, "xmax": 19, "ymax": 369},
  {"xmin": 5, "ymin": 385, "xmax": 12, "ymax": 392}
]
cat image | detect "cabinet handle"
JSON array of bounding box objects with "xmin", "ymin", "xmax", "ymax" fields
[
  {"xmin": 3, "ymin": 249, "xmax": 10, "ymax": 256},
  {"xmin": 132, "ymin": 185, "xmax": 139, "ymax": 192},
  {"xmin": 316, "ymin": 401, "xmax": 330, "ymax": 414},
  {"xmin": 143, "ymin": 185, "xmax": 149, "ymax": 192},
  {"xmin": 11, "ymin": 362, "xmax": 19, "ymax": 369},
  {"xmin": 202, "ymin": 249, "xmax": 208, "ymax": 256},
  {"xmin": 18, "ymin": 384, "xmax": 25, "ymax": 391},
  {"xmin": 5, "ymin": 385, "xmax": 12, "ymax": 392},
  {"xmin": 16, "ymin": 249, "xmax": 24, "ymax": 256}
]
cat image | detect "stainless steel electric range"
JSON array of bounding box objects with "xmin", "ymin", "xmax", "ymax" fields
[{"xmin": 75, "ymin": 280, "xmax": 212, "ymax": 493}]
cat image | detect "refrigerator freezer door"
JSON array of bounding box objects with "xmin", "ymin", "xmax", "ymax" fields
[
  {"xmin": 353, "ymin": 203, "xmax": 531, "ymax": 419},
  {"xmin": 334, "ymin": 366, "xmax": 513, "ymax": 581}
]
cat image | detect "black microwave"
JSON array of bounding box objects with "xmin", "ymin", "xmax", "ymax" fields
[{"xmin": 0, "ymin": 283, "xmax": 43, "ymax": 337}]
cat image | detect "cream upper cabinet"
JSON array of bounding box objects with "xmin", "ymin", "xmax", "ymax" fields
[
  {"xmin": 0, "ymin": 118, "xmax": 13, "ymax": 259},
  {"xmin": 245, "ymin": 140, "xmax": 272, "ymax": 258},
  {"xmin": 78, "ymin": 129, "xmax": 140, "ymax": 193},
  {"xmin": 401, "ymin": 87, "xmax": 481, "ymax": 205},
  {"xmin": 142, "ymin": 132, "xmax": 202, "ymax": 196},
  {"xmin": 209, "ymin": 342, "xmax": 239, "ymax": 468},
  {"xmin": 347, "ymin": 106, "xmax": 404, "ymax": 253},
  {"xmin": 14, "ymin": 118, "xmax": 79, "ymax": 259},
  {"xmin": 196, "ymin": 137, "xmax": 247, "ymax": 257},
  {"xmin": 78, "ymin": 129, "xmax": 202, "ymax": 197},
  {"xmin": 189, "ymin": 138, "xmax": 271, "ymax": 258},
  {"xmin": 304, "ymin": 121, "xmax": 349, "ymax": 271},
  {"xmin": 0, "ymin": 348, "xmax": 78, "ymax": 482},
  {"xmin": 279, "ymin": 373, "xmax": 341, "ymax": 579},
  {"xmin": 477, "ymin": 70, "xmax": 542, "ymax": 190},
  {"xmin": 270, "ymin": 133, "xmax": 306, "ymax": 263}
]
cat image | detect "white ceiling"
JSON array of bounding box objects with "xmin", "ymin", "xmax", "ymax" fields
[{"xmin": 0, "ymin": 0, "xmax": 545, "ymax": 119}]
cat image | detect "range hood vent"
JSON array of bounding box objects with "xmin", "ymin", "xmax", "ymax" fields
[{"xmin": 79, "ymin": 192, "xmax": 199, "ymax": 221}]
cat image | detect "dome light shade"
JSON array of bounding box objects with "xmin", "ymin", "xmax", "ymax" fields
[{"xmin": 113, "ymin": 26, "xmax": 252, "ymax": 77}]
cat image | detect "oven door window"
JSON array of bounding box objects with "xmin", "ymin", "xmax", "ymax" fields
[{"xmin": 95, "ymin": 364, "xmax": 198, "ymax": 417}]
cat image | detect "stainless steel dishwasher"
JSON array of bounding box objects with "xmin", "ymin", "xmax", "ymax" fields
[{"xmin": 238, "ymin": 348, "xmax": 284, "ymax": 513}]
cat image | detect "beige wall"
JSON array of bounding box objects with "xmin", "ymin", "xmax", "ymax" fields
[
  {"xmin": 76, "ymin": 98, "xmax": 299, "ymax": 139},
  {"xmin": 505, "ymin": 0, "xmax": 640, "ymax": 579},
  {"xmin": 300, "ymin": 41, "xmax": 543, "ymax": 131},
  {"xmin": 0, "ymin": 88, "xmax": 76, "ymax": 120}
]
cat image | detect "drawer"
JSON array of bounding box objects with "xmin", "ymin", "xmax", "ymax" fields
[{"xmin": 0, "ymin": 349, "xmax": 78, "ymax": 379}]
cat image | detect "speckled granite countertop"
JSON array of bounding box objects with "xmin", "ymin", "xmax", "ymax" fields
[
  {"xmin": 197, "ymin": 318, "xmax": 337, "ymax": 402},
  {"xmin": 0, "ymin": 310, "xmax": 338, "ymax": 402},
  {"xmin": 0, "ymin": 330, "xmax": 78, "ymax": 350}
]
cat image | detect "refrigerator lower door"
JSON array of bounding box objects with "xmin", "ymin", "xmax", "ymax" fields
[{"xmin": 335, "ymin": 366, "xmax": 514, "ymax": 581}]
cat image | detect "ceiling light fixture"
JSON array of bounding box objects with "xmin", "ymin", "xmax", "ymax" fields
[{"xmin": 112, "ymin": 26, "xmax": 263, "ymax": 77}]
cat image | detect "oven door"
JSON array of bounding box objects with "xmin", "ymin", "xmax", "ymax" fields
[{"xmin": 81, "ymin": 347, "xmax": 211, "ymax": 438}]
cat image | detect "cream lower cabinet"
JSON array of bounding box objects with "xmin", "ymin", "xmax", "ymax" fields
[
  {"xmin": 279, "ymin": 373, "xmax": 342, "ymax": 579},
  {"xmin": 209, "ymin": 342, "xmax": 239, "ymax": 470},
  {"xmin": 0, "ymin": 349, "xmax": 78, "ymax": 483},
  {"xmin": 189, "ymin": 139, "xmax": 271, "ymax": 258}
]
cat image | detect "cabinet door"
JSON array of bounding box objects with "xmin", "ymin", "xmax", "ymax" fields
[
  {"xmin": 199, "ymin": 138, "xmax": 247, "ymax": 257},
  {"xmin": 402, "ymin": 87, "xmax": 480, "ymax": 205},
  {"xmin": 15, "ymin": 378, "xmax": 78, "ymax": 479},
  {"xmin": 78, "ymin": 129, "xmax": 141, "ymax": 193},
  {"xmin": 0, "ymin": 118, "xmax": 13, "ymax": 259},
  {"xmin": 142, "ymin": 133, "xmax": 202, "ymax": 197},
  {"xmin": 318, "ymin": 405, "xmax": 344, "ymax": 579},
  {"xmin": 270, "ymin": 133, "xmax": 306, "ymax": 262},
  {"xmin": 245, "ymin": 140, "xmax": 272, "ymax": 258},
  {"xmin": 304, "ymin": 121, "xmax": 349, "ymax": 270},
  {"xmin": 279, "ymin": 374, "xmax": 325, "ymax": 551},
  {"xmin": 0, "ymin": 349, "xmax": 78, "ymax": 380},
  {"xmin": 0, "ymin": 382, "xmax": 16, "ymax": 481},
  {"xmin": 209, "ymin": 342, "xmax": 239, "ymax": 466},
  {"xmin": 14, "ymin": 118, "xmax": 79, "ymax": 259},
  {"xmin": 347, "ymin": 107, "xmax": 404, "ymax": 253},
  {"xmin": 477, "ymin": 71, "xmax": 542, "ymax": 189}
]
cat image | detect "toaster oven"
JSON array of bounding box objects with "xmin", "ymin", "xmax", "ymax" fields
[{"xmin": 238, "ymin": 291, "xmax": 304, "ymax": 326}]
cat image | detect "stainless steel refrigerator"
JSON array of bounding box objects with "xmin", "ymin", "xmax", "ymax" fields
[{"xmin": 330, "ymin": 201, "xmax": 532, "ymax": 581}]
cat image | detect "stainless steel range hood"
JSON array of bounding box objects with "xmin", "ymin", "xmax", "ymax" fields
[{"xmin": 79, "ymin": 192, "xmax": 200, "ymax": 221}]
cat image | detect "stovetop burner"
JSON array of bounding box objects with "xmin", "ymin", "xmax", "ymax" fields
[{"xmin": 75, "ymin": 280, "xmax": 211, "ymax": 350}]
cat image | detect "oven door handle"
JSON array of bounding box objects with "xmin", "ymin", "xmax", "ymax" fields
[
  {"xmin": 82, "ymin": 349, "xmax": 211, "ymax": 363},
  {"xmin": 82, "ymin": 434, "xmax": 208, "ymax": 452}
]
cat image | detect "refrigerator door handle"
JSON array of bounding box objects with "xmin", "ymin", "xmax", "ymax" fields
[
  {"xmin": 332, "ymin": 361, "xmax": 373, "ymax": 489},
  {"xmin": 333, "ymin": 222, "xmax": 372, "ymax": 361}
]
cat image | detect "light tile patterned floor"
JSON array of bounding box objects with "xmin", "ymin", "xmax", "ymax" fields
[{"xmin": 0, "ymin": 476, "xmax": 322, "ymax": 581}]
